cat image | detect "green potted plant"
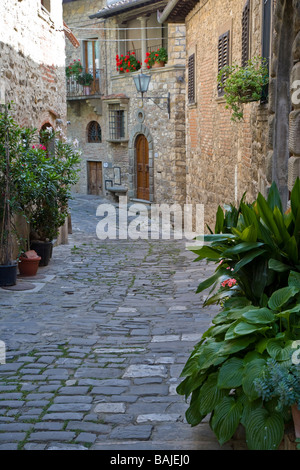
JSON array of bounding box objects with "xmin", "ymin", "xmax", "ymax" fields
[
  {"xmin": 65, "ymin": 59, "xmax": 83, "ymax": 79},
  {"xmin": 0, "ymin": 104, "xmax": 18, "ymax": 286},
  {"xmin": 11, "ymin": 126, "xmax": 80, "ymax": 268},
  {"xmin": 217, "ymin": 56, "xmax": 269, "ymax": 121},
  {"xmin": 144, "ymin": 47, "xmax": 168, "ymax": 69},
  {"xmin": 177, "ymin": 179, "xmax": 300, "ymax": 450},
  {"xmin": 28, "ymin": 128, "xmax": 80, "ymax": 265},
  {"xmin": 76, "ymin": 72, "xmax": 94, "ymax": 95}
]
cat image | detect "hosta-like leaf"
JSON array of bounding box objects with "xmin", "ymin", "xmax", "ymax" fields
[
  {"xmin": 244, "ymin": 407, "xmax": 284, "ymax": 450},
  {"xmin": 288, "ymin": 270, "xmax": 300, "ymax": 289},
  {"xmin": 268, "ymin": 286, "xmax": 299, "ymax": 311},
  {"xmin": 242, "ymin": 308, "xmax": 275, "ymax": 324},
  {"xmin": 185, "ymin": 391, "xmax": 206, "ymax": 427},
  {"xmin": 198, "ymin": 373, "xmax": 227, "ymax": 415},
  {"xmin": 217, "ymin": 357, "xmax": 244, "ymax": 389},
  {"xmin": 242, "ymin": 358, "xmax": 266, "ymax": 400},
  {"xmin": 234, "ymin": 321, "xmax": 270, "ymax": 336},
  {"xmin": 266, "ymin": 339, "xmax": 295, "ymax": 361},
  {"xmin": 218, "ymin": 336, "xmax": 256, "ymax": 355},
  {"xmin": 211, "ymin": 396, "xmax": 243, "ymax": 446}
]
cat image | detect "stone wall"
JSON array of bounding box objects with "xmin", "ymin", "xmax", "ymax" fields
[
  {"xmin": 0, "ymin": 0, "xmax": 67, "ymax": 131},
  {"xmin": 0, "ymin": 0, "xmax": 69, "ymax": 250},
  {"xmin": 270, "ymin": 0, "xmax": 300, "ymax": 208},
  {"xmin": 184, "ymin": 0, "xmax": 270, "ymax": 229}
]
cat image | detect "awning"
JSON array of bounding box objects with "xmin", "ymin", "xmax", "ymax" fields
[{"xmin": 63, "ymin": 21, "xmax": 80, "ymax": 48}]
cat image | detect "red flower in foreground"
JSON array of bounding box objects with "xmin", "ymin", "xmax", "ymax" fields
[{"xmin": 221, "ymin": 278, "xmax": 237, "ymax": 288}]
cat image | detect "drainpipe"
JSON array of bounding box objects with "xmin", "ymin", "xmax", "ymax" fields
[{"xmin": 157, "ymin": 0, "xmax": 180, "ymax": 24}]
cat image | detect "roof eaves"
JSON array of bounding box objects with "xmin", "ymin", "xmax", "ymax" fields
[
  {"xmin": 158, "ymin": 0, "xmax": 200, "ymax": 23},
  {"xmin": 90, "ymin": 0, "xmax": 161, "ymax": 19}
]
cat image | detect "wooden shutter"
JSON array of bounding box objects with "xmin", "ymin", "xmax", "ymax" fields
[
  {"xmin": 188, "ymin": 53, "xmax": 195, "ymax": 104},
  {"xmin": 218, "ymin": 31, "xmax": 230, "ymax": 96},
  {"xmin": 242, "ymin": 0, "xmax": 250, "ymax": 67}
]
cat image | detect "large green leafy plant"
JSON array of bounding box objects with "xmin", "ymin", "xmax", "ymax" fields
[
  {"xmin": 178, "ymin": 180, "xmax": 300, "ymax": 450},
  {"xmin": 12, "ymin": 127, "xmax": 81, "ymax": 246}
]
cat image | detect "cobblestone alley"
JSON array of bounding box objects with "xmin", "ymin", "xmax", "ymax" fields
[{"xmin": 0, "ymin": 195, "xmax": 240, "ymax": 451}]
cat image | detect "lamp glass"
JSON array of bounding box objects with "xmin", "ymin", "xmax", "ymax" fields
[{"xmin": 133, "ymin": 73, "xmax": 151, "ymax": 94}]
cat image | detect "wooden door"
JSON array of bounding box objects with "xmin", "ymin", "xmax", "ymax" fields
[
  {"xmin": 136, "ymin": 134, "xmax": 149, "ymax": 201},
  {"xmin": 88, "ymin": 161, "xmax": 102, "ymax": 195}
]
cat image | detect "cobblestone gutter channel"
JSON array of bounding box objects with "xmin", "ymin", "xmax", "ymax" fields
[{"xmin": 0, "ymin": 195, "xmax": 241, "ymax": 450}]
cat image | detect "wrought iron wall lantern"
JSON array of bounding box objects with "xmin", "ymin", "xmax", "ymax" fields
[{"xmin": 133, "ymin": 72, "xmax": 170, "ymax": 119}]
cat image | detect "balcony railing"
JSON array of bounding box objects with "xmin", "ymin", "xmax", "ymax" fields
[{"xmin": 66, "ymin": 68, "xmax": 102, "ymax": 99}]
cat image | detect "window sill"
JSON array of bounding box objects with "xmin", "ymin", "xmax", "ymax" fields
[
  {"xmin": 107, "ymin": 138, "xmax": 129, "ymax": 144},
  {"xmin": 187, "ymin": 102, "xmax": 197, "ymax": 109}
]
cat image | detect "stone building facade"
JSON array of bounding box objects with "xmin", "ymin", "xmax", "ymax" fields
[
  {"xmin": 0, "ymin": 0, "xmax": 68, "ymax": 134},
  {"xmin": 63, "ymin": 0, "xmax": 187, "ymax": 206},
  {"xmin": 0, "ymin": 0, "xmax": 75, "ymax": 247},
  {"xmin": 161, "ymin": 0, "xmax": 274, "ymax": 229}
]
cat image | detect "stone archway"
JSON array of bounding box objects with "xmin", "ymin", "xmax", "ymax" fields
[
  {"xmin": 128, "ymin": 122, "xmax": 154, "ymax": 202},
  {"xmin": 269, "ymin": 0, "xmax": 300, "ymax": 208}
]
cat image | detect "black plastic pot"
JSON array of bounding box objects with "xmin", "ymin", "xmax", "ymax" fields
[
  {"xmin": 0, "ymin": 263, "xmax": 17, "ymax": 287},
  {"xmin": 30, "ymin": 241, "xmax": 53, "ymax": 267}
]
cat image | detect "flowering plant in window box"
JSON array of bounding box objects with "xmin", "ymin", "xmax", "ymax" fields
[
  {"xmin": 116, "ymin": 52, "xmax": 141, "ymax": 73},
  {"xmin": 144, "ymin": 47, "xmax": 168, "ymax": 68},
  {"xmin": 65, "ymin": 59, "xmax": 83, "ymax": 79}
]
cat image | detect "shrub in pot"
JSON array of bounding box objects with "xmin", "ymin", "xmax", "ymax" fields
[
  {"xmin": 177, "ymin": 180, "xmax": 300, "ymax": 450},
  {"xmin": 144, "ymin": 47, "xmax": 168, "ymax": 69},
  {"xmin": 0, "ymin": 104, "xmax": 21, "ymax": 286},
  {"xmin": 10, "ymin": 125, "xmax": 80, "ymax": 267},
  {"xmin": 217, "ymin": 56, "xmax": 269, "ymax": 122}
]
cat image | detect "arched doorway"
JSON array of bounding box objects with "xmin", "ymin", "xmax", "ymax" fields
[{"xmin": 135, "ymin": 134, "xmax": 150, "ymax": 201}]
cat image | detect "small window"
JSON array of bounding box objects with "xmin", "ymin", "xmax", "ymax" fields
[
  {"xmin": 218, "ymin": 30, "xmax": 230, "ymax": 96},
  {"xmin": 241, "ymin": 0, "xmax": 250, "ymax": 67},
  {"xmin": 108, "ymin": 104, "xmax": 125, "ymax": 140},
  {"xmin": 188, "ymin": 53, "xmax": 195, "ymax": 104},
  {"xmin": 87, "ymin": 121, "xmax": 102, "ymax": 143}
]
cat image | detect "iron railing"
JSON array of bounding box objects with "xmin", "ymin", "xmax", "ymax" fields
[{"xmin": 66, "ymin": 68, "xmax": 102, "ymax": 98}]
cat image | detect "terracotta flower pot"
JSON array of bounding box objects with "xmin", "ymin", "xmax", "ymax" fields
[
  {"xmin": 292, "ymin": 404, "xmax": 300, "ymax": 439},
  {"xmin": 152, "ymin": 61, "xmax": 165, "ymax": 68},
  {"xmin": 18, "ymin": 251, "xmax": 41, "ymax": 277}
]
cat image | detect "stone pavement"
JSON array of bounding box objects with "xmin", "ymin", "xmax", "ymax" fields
[{"xmin": 0, "ymin": 195, "xmax": 241, "ymax": 451}]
